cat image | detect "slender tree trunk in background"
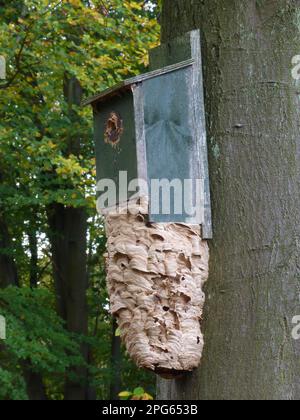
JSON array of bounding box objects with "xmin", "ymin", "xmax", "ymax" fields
[
  {"xmin": 0, "ymin": 213, "xmax": 18, "ymax": 288},
  {"xmin": 21, "ymin": 363, "xmax": 47, "ymax": 400},
  {"xmin": 47, "ymin": 75, "xmax": 89, "ymax": 400},
  {"xmin": 47, "ymin": 204, "xmax": 89, "ymax": 400},
  {"xmin": 0, "ymin": 170, "xmax": 18, "ymax": 288},
  {"xmin": 109, "ymin": 319, "xmax": 121, "ymax": 400},
  {"xmin": 25, "ymin": 217, "xmax": 48, "ymax": 399},
  {"xmin": 157, "ymin": 0, "xmax": 300, "ymax": 400}
]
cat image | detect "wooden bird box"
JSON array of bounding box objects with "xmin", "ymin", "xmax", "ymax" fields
[{"xmin": 83, "ymin": 32, "xmax": 212, "ymax": 238}]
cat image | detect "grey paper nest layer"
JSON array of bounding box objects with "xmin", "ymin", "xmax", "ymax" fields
[{"xmin": 105, "ymin": 201, "xmax": 209, "ymax": 377}]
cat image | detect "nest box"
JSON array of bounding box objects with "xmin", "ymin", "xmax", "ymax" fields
[
  {"xmin": 83, "ymin": 31, "xmax": 212, "ymax": 239},
  {"xmin": 83, "ymin": 30, "xmax": 212, "ymax": 377}
]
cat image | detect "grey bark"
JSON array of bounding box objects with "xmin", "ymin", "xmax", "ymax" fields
[{"xmin": 157, "ymin": 0, "xmax": 300, "ymax": 400}]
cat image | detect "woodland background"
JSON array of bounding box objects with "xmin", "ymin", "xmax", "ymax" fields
[{"xmin": 0, "ymin": 0, "xmax": 161, "ymax": 400}]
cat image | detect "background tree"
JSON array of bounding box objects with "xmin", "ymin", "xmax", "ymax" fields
[
  {"xmin": 0, "ymin": 0, "xmax": 160, "ymax": 400},
  {"xmin": 157, "ymin": 0, "xmax": 300, "ymax": 400}
]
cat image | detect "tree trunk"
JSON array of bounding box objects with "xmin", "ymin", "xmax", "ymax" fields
[
  {"xmin": 21, "ymin": 362, "xmax": 47, "ymax": 400},
  {"xmin": 0, "ymin": 213, "xmax": 18, "ymax": 288},
  {"xmin": 157, "ymin": 0, "xmax": 300, "ymax": 400},
  {"xmin": 109, "ymin": 319, "xmax": 122, "ymax": 400},
  {"xmin": 47, "ymin": 204, "xmax": 89, "ymax": 400},
  {"xmin": 47, "ymin": 75, "xmax": 89, "ymax": 400},
  {"xmin": 0, "ymin": 170, "xmax": 18, "ymax": 288}
]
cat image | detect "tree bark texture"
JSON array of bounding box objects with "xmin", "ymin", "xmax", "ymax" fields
[{"xmin": 157, "ymin": 0, "xmax": 300, "ymax": 400}]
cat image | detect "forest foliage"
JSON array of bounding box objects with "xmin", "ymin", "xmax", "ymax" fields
[{"xmin": 0, "ymin": 0, "xmax": 160, "ymax": 400}]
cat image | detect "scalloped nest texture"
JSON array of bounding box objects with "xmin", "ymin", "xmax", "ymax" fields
[{"xmin": 105, "ymin": 202, "xmax": 209, "ymax": 377}]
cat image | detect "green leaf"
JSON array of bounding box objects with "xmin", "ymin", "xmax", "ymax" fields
[{"xmin": 133, "ymin": 387, "xmax": 145, "ymax": 396}]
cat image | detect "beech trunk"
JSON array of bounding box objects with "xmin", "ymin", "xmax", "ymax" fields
[{"xmin": 158, "ymin": 0, "xmax": 300, "ymax": 400}]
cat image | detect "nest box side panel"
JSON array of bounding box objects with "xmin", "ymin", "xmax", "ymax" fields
[
  {"xmin": 149, "ymin": 30, "xmax": 213, "ymax": 238},
  {"xmin": 93, "ymin": 92, "xmax": 138, "ymax": 205},
  {"xmin": 143, "ymin": 66, "xmax": 202, "ymax": 224}
]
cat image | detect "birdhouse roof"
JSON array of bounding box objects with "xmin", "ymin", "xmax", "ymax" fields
[{"xmin": 82, "ymin": 58, "xmax": 194, "ymax": 107}]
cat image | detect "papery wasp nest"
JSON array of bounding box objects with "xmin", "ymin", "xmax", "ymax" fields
[{"xmin": 105, "ymin": 198, "xmax": 209, "ymax": 378}]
